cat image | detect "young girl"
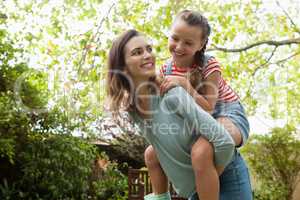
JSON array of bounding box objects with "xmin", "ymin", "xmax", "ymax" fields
[{"xmin": 145, "ymin": 10, "xmax": 252, "ymax": 200}]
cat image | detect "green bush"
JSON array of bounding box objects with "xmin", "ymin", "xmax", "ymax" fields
[
  {"xmin": 242, "ymin": 125, "xmax": 300, "ymax": 200},
  {"xmin": 90, "ymin": 153, "xmax": 128, "ymax": 200},
  {"xmin": 18, "ymin": 133, "xmax": 96, "ymax": 199},
  {"xmin": 0, "ymin": 179, "xmax": 18, "ymax": 200},
  {"xmin": 0, "ymin": 28, "xmax": 128, "ymax": 200},
  {"xmin": 0, "ymin": 133, "xmax": 129, "ymax": 200}
]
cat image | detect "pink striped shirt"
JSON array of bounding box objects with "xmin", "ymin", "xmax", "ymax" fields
[{"xmin": 160, "ymin": 57, "xmax": 239, "ymax": 102}]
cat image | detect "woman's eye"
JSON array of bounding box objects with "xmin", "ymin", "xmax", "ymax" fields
[
  {"xmin": 147, "ymin": 46, "xmax": 152, "ymax": 52},
  {"xmin": 132, "ymin": 49, "xmax": 142, "ymax": 55}
]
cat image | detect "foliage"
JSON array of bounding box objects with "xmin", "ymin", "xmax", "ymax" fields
[
  {"xmin": 242, "ymin": 125, "xmax": 300, "ymax": 200},
  {"xmin": 0, "ymin": 179, "xmax": 18, "ymax": 200},
  {"xmin": 0, "ymin": 27, "xmax": 69, "ymax": 165},
  {"xmin": 0, "ymin": 28, "xmax": 127, "ymax": 200},
  {"xmin": 90, "ymin": 153, "xmax": 128, "ymax": 200},
  {"xmin": 18, "ymin": 133, "xmax": 96, "ymax": 200},
  {"xmin": 1, "ymin": 0, "xmax": 299, "ymax": 131},
  {"xmin": 0, "ymin": 28, "xmax": 42, "ymax": 166},
  {"xmin": 0, "ymin": 133, "xmax": 128, "ymax": 200}
]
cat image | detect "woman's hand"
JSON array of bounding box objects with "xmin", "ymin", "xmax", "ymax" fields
[{"xmin": 160, "ymin": 75, "xmax": 191, "ymax": 95}]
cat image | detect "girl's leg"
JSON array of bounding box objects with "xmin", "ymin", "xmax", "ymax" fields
[
  {"xmin": 219, "ymin": 150, "xmax": 253, "ymax": 200},
  {"xmin": 144, "ymin": 145, "xmax": 169, "ymax": 194},
  {"xmin": 191, "ymin": 137, "xmax": 219, "ymax": 200}
]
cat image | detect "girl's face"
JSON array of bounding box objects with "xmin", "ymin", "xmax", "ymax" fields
[
  {"xmin": 168, "ymin": 19, "xmax": 204, "ymax": 67},
  {"xmin": 124, "ymin": 35, "xmax": 156, "ymax": 82}
]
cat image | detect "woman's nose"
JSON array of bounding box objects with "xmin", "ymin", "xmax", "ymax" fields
[{"xmin": 143, "ymin": 51, "xmax": 152, "ymax": 59}]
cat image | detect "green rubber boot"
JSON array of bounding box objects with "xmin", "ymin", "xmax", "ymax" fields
[{"xmin": 144, "ymin": 192, "xmax": 171, "ymax": 200}]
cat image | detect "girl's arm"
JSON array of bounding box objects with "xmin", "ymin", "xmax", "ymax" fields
[{"xmin": 160, "ymin": 71, "xmax": 220, "ymax": 114}]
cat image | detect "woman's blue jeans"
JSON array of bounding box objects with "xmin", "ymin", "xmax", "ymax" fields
[{"xmin": 188, "ymin": 150, "xmax": 253, "ymax": 200}]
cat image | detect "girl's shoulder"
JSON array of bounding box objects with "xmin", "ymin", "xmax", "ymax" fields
[
  {"xmin": 202, "ymin": 54, "xmax": 222, "ymax": 78},
  {"xmin": 162, "ymin": 59, "xmax": 173, "ymax": 69},
  {"xmin": 203, "ymin": 54, "xmax": 219, "ymax": 68},
  {"xmin": 203, "ymin": 54, "xmax": 214, "ymax": 65}
]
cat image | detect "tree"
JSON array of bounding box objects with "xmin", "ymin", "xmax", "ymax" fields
[{"xmin": 1, "ymin": 0, "xmax": 299, "ymax": 132}]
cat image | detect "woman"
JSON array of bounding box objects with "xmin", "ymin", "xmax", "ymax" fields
[{"xmin": 106, "ymin": 29, "xmax": 252, "ymax": 200}]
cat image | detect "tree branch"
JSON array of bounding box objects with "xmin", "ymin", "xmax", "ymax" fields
[
  {"xmin": 276, "ymin": 0, "xmax": 300, "ymax": 35},
  {"xmin": 91, "ymin": 3, "xmax": 116, "ymax": 69},
  {"xmin": 252, "ymin": 46, "xmax": 277, "ymax": 76},
  {"xmin": 251, "ymin": 51, "xmax": 300, "ymax": 76},
  {"xmin": 271, "ymin": 51, "xmax": 300, "ymax": 65},
  {"xmin": 208, "ymin": 37, "xmax": 300, "ymax": 52},
  {"xmin": 78, "ymin": 3, "xmax": 116, "ymax": 71}
]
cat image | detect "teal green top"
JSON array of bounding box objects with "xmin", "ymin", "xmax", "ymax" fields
[{"xmin": 130, "ymin": 86, "xmax": 234, "ymax": 198}]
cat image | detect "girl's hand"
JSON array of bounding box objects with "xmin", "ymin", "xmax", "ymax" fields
[{"xmin": 160, "ymin": 76, "xmax": 191, "ymax": 95}]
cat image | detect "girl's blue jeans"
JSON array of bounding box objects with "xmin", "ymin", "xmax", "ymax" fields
[{"xmin": 188, "ymin": 150, "xmax": 253, "ymax": 200}]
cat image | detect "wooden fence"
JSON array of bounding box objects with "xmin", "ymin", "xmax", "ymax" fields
[{"xmin": 128, "ymin": 168, "xmax": 187, "ymax": 200}]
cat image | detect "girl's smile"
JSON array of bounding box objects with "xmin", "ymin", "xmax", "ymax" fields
[{"xmin": 168, "ymin": 19, "xmax": 204, "ymax": 67}]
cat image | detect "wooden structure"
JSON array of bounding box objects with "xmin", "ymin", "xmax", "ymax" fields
[{"xmin": 128, "ymin": 168, "xmax": 187, "ymax": 200}]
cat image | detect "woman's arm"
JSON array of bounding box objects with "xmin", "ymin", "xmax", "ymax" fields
[{"xmin": 163, "ymin": 87, "xmax": 234, "ymax": 167}]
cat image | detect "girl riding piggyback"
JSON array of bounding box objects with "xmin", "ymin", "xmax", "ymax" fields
[{"xmin": 145, "ymin": 10, "xmax": 252, "ymax": 200}]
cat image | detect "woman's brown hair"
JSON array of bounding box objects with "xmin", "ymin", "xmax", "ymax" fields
[{"xmin": 106, "ymin": 29, "xmax": 140, "ymax": 113}]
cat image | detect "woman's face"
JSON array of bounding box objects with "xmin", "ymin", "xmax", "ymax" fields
[{"xmin": 124, "ymin": 35, "xmax": 156, "ymax": 82}]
